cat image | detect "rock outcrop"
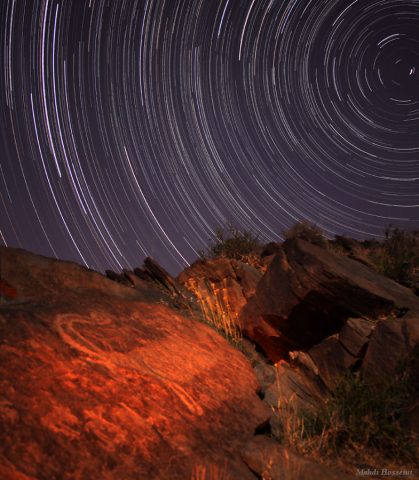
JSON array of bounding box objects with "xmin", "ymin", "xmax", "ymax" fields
[
  {"xmin": 0, "ymin": 246, "xmax": 269, "ymax": 479},
  {"xmin": 178, "ymin": 257, "xmax": 263, "ymax": 326},
  {"xmin": 239, "ymin": 239, "xmax": 419, "ymax": 432},
  {"xmin": 2, "ymin": 240, "xmax": 417, "ymax": 478},
  {"xmin": 240, "ymin": 238, "xmax": 419, "ymax": 365}
]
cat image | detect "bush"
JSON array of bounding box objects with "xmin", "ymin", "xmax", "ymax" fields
[
  {"xmin": 370, "ymin": 226, "xmax": 419, "ymax": 287},
  {"xmin": 274, "ymin": 369, "xmax": 417, "ymax": 464},
  {"xmin": 199, "ymin": 223, "xmax": 262, "ymax": 261},
  {"xmin": 283, "ymin": 221, "xmax": 327, "ymax": 247},
  {"xmin": 306, "ymin": 372, "xmax": 415, "ymax": 460}
]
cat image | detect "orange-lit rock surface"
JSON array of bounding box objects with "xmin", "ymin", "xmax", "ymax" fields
[
  {"xmin": 0, "ymin": 247, "xmax": 269, "ymax": 479},
  {"xmin": 178, "ymin": 257, "xmax": 263, "ymax": 328}
]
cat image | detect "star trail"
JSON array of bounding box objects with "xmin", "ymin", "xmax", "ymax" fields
[{"xmin": 1, "ymin": 0, "xmax": 419, "ymax": 274}]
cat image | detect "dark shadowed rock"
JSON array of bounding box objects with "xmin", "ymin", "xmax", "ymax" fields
[
  {"xmin": 241, "ymin": 436, "xmax": 352, "ymax": 480},
  {"xmin": 105, "ymin": 269, "xmax": 134, "ymax": 286},
  {"xmin": 239, "ymin": 239, "xmax": 419, "ymax": 437},
  {"xmin": 122, "ymin": 269, "xmax": 149, "ymax": 289},
  {"xmin": 339, "ymin": 317, "xmax": 375, "ymax": 357},
  {"xmin": 125, "ymin": 258, "xmax": 193, "ymax": 310},
  {"xmin": 137, "ymin": 257, "xmax": 187, "ymax": 298},
  {"xmin": 240, "ymin": 238, "xmax": 419, "ymax": 363},
  {"xmin": 362, "ymin": 314, "xmax": 419, "ymax": 387},
  {"xmin": 0, "ymin": 246, "xmax": 269, "ymax": 479},
  {"xmin": 264, "ymin": 361, "xmax": 326, "ymax": 414},
  {"xmin": 235, "ymin": 262, "xmax": 263, "ymax": 300},
  {"xmin": 308, "ymin": 335, "xmax": 355, "ymax": 389}
]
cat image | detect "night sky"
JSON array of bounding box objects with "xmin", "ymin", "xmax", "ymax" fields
[{"xmin": 1, "ymin": 0, "xmax": 419, "ymax": 275}]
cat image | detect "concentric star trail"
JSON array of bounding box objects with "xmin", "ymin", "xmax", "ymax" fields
[{"xmin": 1, "ymin": 0, "xmax": 418, "ymax": 274}]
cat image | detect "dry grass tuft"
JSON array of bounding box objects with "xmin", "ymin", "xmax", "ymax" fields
[
  {"xmin": 190, "ymin": 280, "xmax": 243, "ymax": 349},
  {"xmin": 272, "ymin": 369, "xmax": 418, "ymax": 469}
]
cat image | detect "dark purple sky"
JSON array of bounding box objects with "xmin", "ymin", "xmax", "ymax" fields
[{"xmin": 1, "ymin": 0, "xmax": 419, "ymax": 275}]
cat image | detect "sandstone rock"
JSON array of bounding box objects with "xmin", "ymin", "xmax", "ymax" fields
[
  {"xmin": 240, "ymin": 239, "xmax": 419, "ymax": 363},
  {"xmin": 308, "ymin": 335, "xmax": 355, "ymax": 389},
  {"xmin": 128, "ymin": 258, "xmax": 193, "ymax": 310},
  {"xmin": 241, "ymin": 436, "xmax": 352, "ymax": 480},
  {"xmin": 0, "ymin": 246, "xmax": 143, "ymax": 304},
  {"xmin": 289, "ymin": 351, "xmax": 319, "ymax": 376},
  {"xmin": 105, "ymin": 269, "xmax": 133, "ymax": 286},
  {"xmin": 263, "ymin": 351, "xmax": 328, "ymax": 438},
  {"xmin": 0, "ymin": 246, "xmax": 270, "ymax": 479},
  {"xmin": 339, "ymin": 318, "xmax": 374, "ymax": 357},
  {"xmin": 235, "ymin": 262, "xmax": 263, "ymax": 300},
  {"xmin": 362, "ymin": 314, "xmax": 419, "ymax": 387},
  {"xmin": 264, "ymin": 362, "xmax": 326, "ymax": 414},
  {"xmin": 179, "ymin": 257, "xmax": 236, "ymax": 283},
  {"xmin": 178, "ymin": 257, "xmax": 263, "ymax": 327},
  {"xmin": 139, "ymin": 257, "xmax": 187, "ymax": 298},
  {"xmin": 122, "ymin": 269, "xmax": 149, "ymax": 289},
  {"xmin": 361, "ymin": 314, "xmax": 419, "ymax": 435}
]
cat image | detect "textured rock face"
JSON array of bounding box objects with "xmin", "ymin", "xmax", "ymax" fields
[
  {"xmin": 238, "ymin": 239, "xmax": 419, "ymax": 437},
  {"xmin": 308, "ymin": 335, "xmax": 356, "ymax": 389},
  {"xmin": 178, "ymin": 257, "xmax": 263, "ymax": 326},
  {"xmin": 0, "ymin": 247, "xmax": 269, "ymax": 480},
  {"xmin": 362, "ymin": 314, "xmax": 419, "ymax": 387},
  {"xmin": 240, "ymin": 238, "xmax": 419, "ymax": 363},
  {"xmin": 338, "ymin": 317, "xmax": 374, "ymax": 357}
]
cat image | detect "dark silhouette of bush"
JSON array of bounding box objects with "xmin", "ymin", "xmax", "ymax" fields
[
  {"xmin": 283, "ymin": 221, "xmax": 327, "ymax": 247},
  {"xmin": 370, "ymin": 226, "xmax": 419, "ymax": 288},
  {"xmin": 199, "ymin": 223, "xmax": 262, "ymax": 261}
]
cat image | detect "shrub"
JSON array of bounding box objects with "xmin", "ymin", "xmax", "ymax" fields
[
  {"xmin": 274, "ymin": 369, "xmax": 417, "ymax": 464},
  {"xmin": 370, "ymin": 226, "xmax": 419, "ymax": 287},
  {"xmin": 307, "ymin": 372, "xmax": 415, "ymax": 460},
  {"xmin": 199, "ymin": 223, "xmax": 262, "ymax": 261},
  {"xmin": 283, "ymin": 221, "xmax": 327, "ymax": 247}
]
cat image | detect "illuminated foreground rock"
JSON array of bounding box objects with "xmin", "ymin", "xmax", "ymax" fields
[{"xmin": 0, "ymin": 247, "xmax": 269, "ymax": 479}]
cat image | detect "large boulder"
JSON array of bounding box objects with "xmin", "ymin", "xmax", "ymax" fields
[
  {"xmin": 362, "ymin": 314, "xmax": 419, "ymax": 387},
  {"xmin": 240, "ymin": 238, "xmax": 419, "ymax": 363},
  {"xmin": 338, "ymin": 317, "xmax": 374, "ymax": 358},
  {"xmin": 0, "ymin": 246, "xmax": 269, "ymax": 479},
  {"xmin": 264, "ymin": 358, "xmax": 326, "ymax": 416},
  {"xmin": 307, "ymin": 335, "xmax": 355, "ymax": 389},
  {"xmin": 239, "ymin": 239, "xmax": 419, "ymax": 439}
]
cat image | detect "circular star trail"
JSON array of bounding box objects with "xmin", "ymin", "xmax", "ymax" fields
[{"xmin": 1, "ymin": 0, "xmax": 419, "ymax": 274}]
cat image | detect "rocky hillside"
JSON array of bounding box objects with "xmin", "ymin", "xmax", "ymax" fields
[
  {"xmin": 0, "ymin": 240, "xmax": 418, "ymax": 479},
  {"xmin": 0, "ymin": 247, "xmax": 270, "ymax": 479}
]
